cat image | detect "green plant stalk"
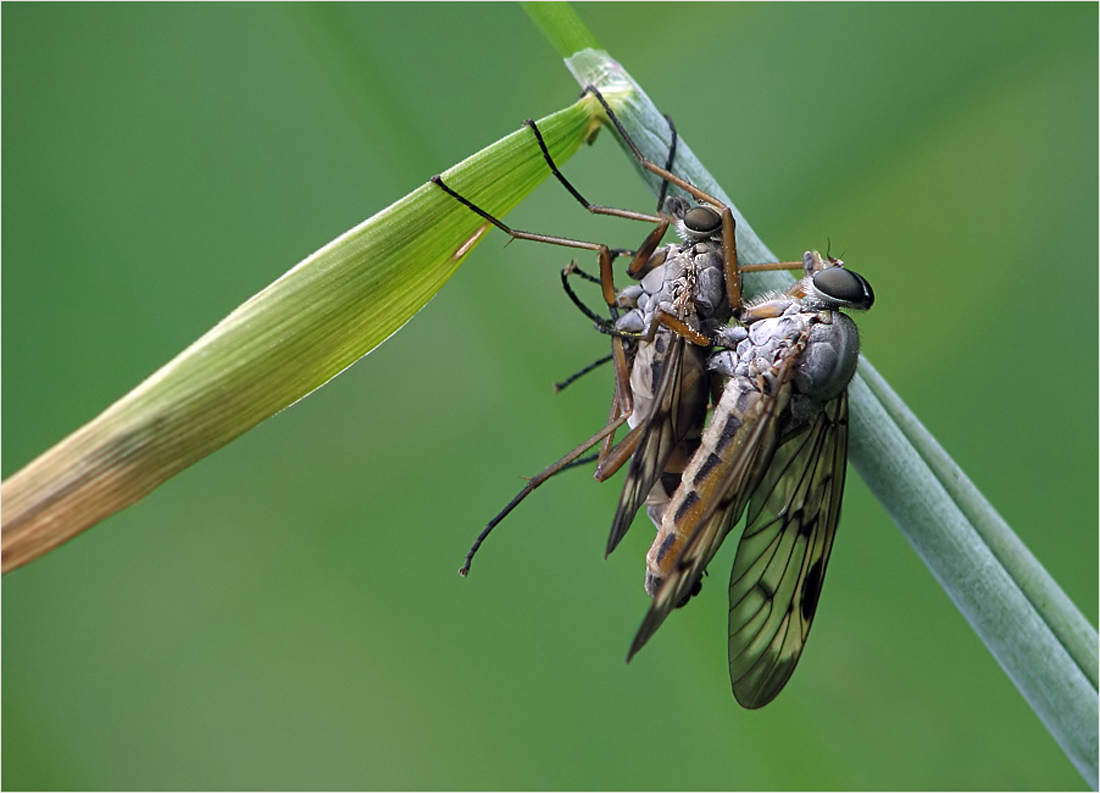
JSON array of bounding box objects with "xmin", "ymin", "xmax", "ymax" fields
[
  {"xmin": 863, "ymin": 364, "xmax": 1100, "ymax": 693},
  {"xmin": 562, "ymin": 46, "xmax": 1098, "ymax": 788},
  {"xmin": 0, "ymin": 98, "xmax": 600, "ymax": 574},
  {"xmin": 522, "ymin": 2, "xmax": 599, "ymax": 58}
]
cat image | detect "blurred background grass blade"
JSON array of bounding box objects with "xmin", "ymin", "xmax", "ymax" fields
[
  {"xmin": 563, "ymin": 46, "xmax": 1098, "ymax": 787},
  {"xmin": 1, "ymin": 98, "xmax": 597, "ymax": 573}
]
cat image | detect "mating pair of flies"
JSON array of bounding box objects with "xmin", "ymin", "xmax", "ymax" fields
[{"xmin": 431, "ymin": 87, "xmax": 874, "ymax": 709}]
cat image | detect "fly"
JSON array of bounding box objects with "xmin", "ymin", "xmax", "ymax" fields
[
  {"xmin": 432, "ymin": 114, "xmax": 732, "ymax": 573},
  {"xmin": 593, "ymin": 195, "xmax": 733, "ymax": 557},
  {"xmin": 632, "ymin": 251, "xmax": 873, "ymax": 708}
]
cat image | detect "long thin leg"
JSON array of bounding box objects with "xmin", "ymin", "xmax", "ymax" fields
[
  {"xmin": 523, "ymin": 119, "xmax": 671, "ymax": 277},
  {"xmin": 559, "ymin": 262, "xmax": 615, "ymax": 329},
  {"xmin": 583, "ymin": 87, "xmax": 746, "ymax": 311},
  {"xmin": 583, "ymin": 88, "xmax": 728, "ymax": 229},
  {"xmin": 655, "ymin": 113, "xmax": 679, "ymax": 214},
  {"xmin": 524, "ymin": 118, "xmax": 666, "ymax": 227},
  {"xmin": 553, "ymin": 354, "xmax": 613, "ymax": 393},
  {"xmin": 432, "ymin": 174, "xmax": 625, "ymax": 309},
  {"xmin": 529, "ymin": 113, "xmax": 677, "ymax": 274},
  {"xmin": 459, "ymin": 414, "xmax": 628, "ymax": 576}
]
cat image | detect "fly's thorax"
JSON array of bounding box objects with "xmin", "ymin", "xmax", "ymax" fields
[
  {"xmin": 615, "ymin": 216, "xmax": 731, "ymax": 342},
  {"xmin": 709, "ymin": 311, "xmax": 859, "ymax": 430},
  {"xmin": 792, "ymin": 312, "xmax": 860, "ymax": 404},
  {"xmin": 615, "ymin": 283, "xmax": 645, "ymax": 311},
  {"xmin": 650, "ymin": 238, "xmax": 729, "ymax": 334},
  {"xmin": 709, "ymin": 310, "xmax": 810, "ymax": 383},
  {"xmin": 689, "ymin": 242, "xmax": 727, "ymax": 324}
]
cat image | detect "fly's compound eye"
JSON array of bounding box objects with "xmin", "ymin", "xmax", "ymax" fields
[
  {"xmin": 811, "ymin": 267, "xmax": 875, "ymax": 310},
  {"xmin": 683, "ymin": 206, "xmax": 722, "ymax": 236}
]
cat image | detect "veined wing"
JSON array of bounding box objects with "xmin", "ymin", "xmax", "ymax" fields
[
  {"xmin": 604, "ymin": 333, "xmax": 707, "ymax": 556},
  {"xmin": 627, "ymin": 361, "xmax": 796, "ymax": 659},
  {"xmin": 727, "ymin": 391, "xmax": 849, "ymax": 708}
]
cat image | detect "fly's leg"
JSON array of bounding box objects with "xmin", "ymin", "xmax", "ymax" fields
[
  {"xmin": 459, "ymin": 413, "xmax": 628, "ymax": 576},
  {"xmin": 534, "ymin": 111, "xmax": 677, "ymax": 216},
  {"xmin": 431, "ymin": 174, "xmax": 626, "ymax": 312},
  {"xmin": 432, "ymin": 116, "xmax": 669, "ymax": 314},
  {"xmin": 555, "ymin": 260, "xmax": 647, "ymax": 466},
  {"xmin": 654, "ymin": 113, "xmax": 679, "ymax": 218},
  {"xmin": 591, "ymin": 308, "xmax": 712, "ymax": 485},
  {"xmin": 585, "ymin": 86, "xmax": 742, "ymax": 309},
  {"xmin": 646, "ymin": 308, "xmax": 710, "ymax": 347},
  {"xmin": 559, "ymin": 261, "xmax": 617, "ymax": 331},
  {"xmin": 585, "ymin": 86, "xmax": 819, "ymax": 317},
  {"xmin": 525, "ymin": 116, "xmax": 680, "ymax": 281},
  {"xmin": 553, "ymin": 354, "xmax": 613, "ymax": 393},
  {"xmin": 523, "ymin": 119, "xmax": 672, "ymax": 281}
]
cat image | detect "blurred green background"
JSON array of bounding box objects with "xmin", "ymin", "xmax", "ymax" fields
[{"xmin": 3, "ymin": 4, "xmax": 1096, "ymax": 790}]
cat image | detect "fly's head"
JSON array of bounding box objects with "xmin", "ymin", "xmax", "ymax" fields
[
  {"xmin": 665, "ymin": 195, "xmax": 723, "ymax": 244},
  {"xmin": 798, "ymin": 251, "xmax": 875, "ymax": 313},
  {"xmin": 784, "ymin": 251, "xmax": 873, "ymax": 408}
]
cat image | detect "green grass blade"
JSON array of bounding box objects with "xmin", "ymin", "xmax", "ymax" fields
[
  {"xmin": 862, "ymin": 362, "xmax": 1100, "ymax": 692},
  {"xmin": 522, "ymin": 2, "xmax": 600, "ymax": 58},
  {"xmin": 564, "ymin": 47, "xmax": 1099, "ymax": 788},
  {"xmin": 1, "ymin": 97, "xmax": 599, "ymax": 573}
]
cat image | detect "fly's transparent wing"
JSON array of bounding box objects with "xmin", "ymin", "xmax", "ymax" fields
[
  {"xmin": 605, "ymin": 334, "xmax": 706, "ymax": 556},
  {"xmin": 727, "ymin": 391, "xmax": 849, "ymax": 708},
  {"xmin": 627, "ymin": 367, "xmax": 795, "ymax": 659}
]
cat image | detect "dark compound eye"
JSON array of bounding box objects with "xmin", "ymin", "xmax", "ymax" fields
[
  {"xmin": 812, "ymin": 267, "xmax": 874, "ymax": 309},
  {"xmin": 683, "ymin": 206, "xmax": 721, "ymax": 235}
]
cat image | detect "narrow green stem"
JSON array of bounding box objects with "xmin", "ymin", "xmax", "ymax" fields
[
  {"xmin": 522, "ymin": 2, "xmax": 600, "ymax": 58},
  {"xmin": 558, "ymin": 46, "xmax": 1099, "ymax": 788}
]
